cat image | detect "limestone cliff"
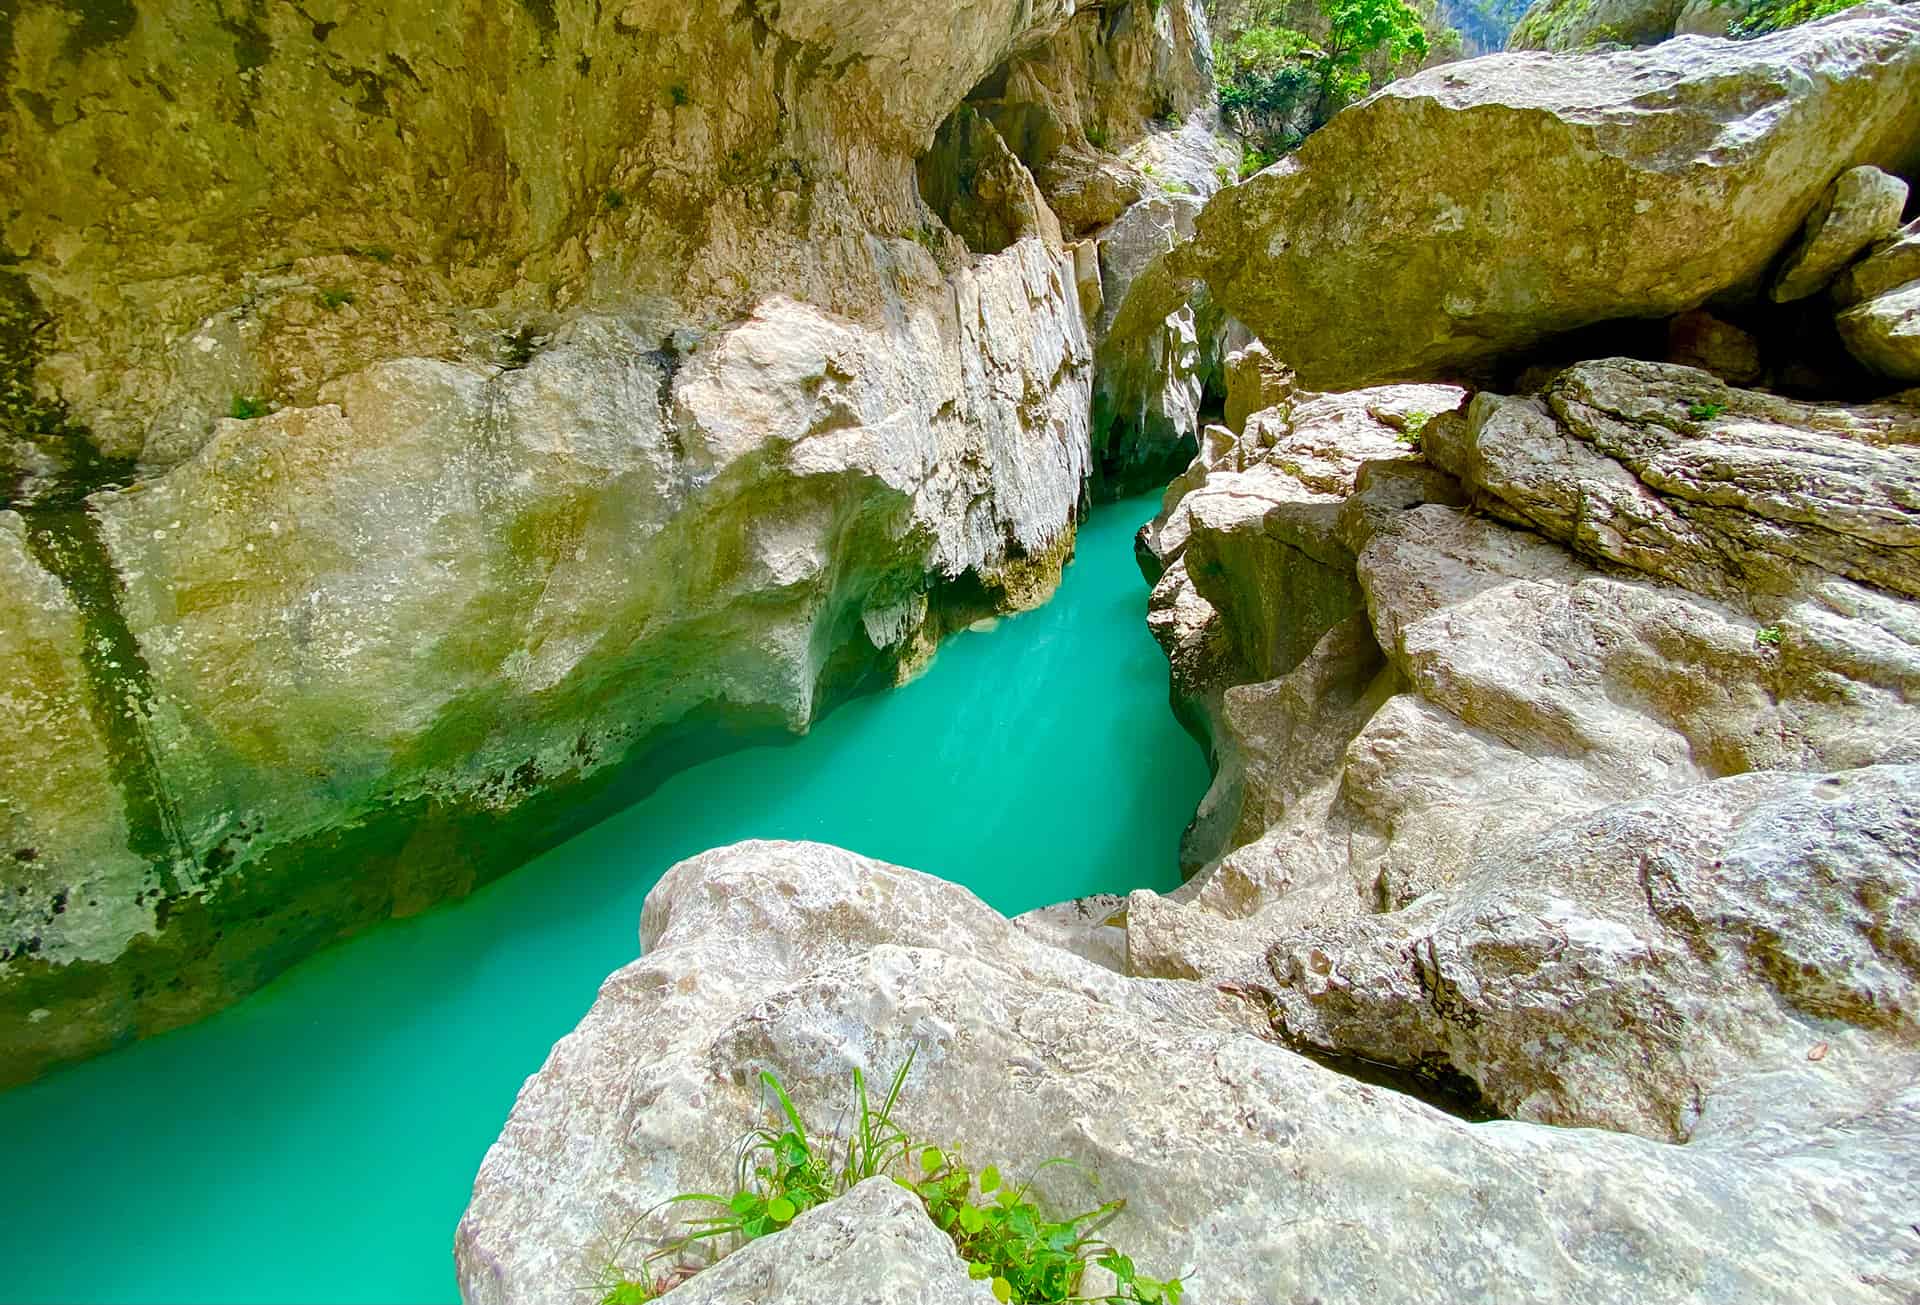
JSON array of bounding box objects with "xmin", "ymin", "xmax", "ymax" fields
[{"xmin": 0, "ymin": 0, "xmax": 1215, "ymax": 1084}]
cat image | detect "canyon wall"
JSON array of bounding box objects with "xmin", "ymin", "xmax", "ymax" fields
[{"xmin": 0, "ymin": 0, "xmax": 1218, "ymax": 1083}]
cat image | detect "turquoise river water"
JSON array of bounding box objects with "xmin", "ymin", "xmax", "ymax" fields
[{"xmin": 0, "ymin": 492, "xmax": 1208, "ymax": 1304}]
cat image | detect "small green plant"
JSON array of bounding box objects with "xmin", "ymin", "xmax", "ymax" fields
[
  {"xmin": 1755, "ymin": 624, "xmax": 1783, "ymax": 647},
  {"xmin": 604, "ymin": 188, "xmax": 626, "ymax": 210},
  {"xmin": 668, "ymin": 83, "xmax": 688, "ymax": 106},
  {"xmin": 317, "ymin": 287, "xmax": 355, "ymax": 311},
  {"xmin": 1688, "ymin": 399, "xmax": 1728, "ymax": 420},
  {"xmin": 597, "ymin": 1050, "xmax": 1180, "ymax": 1304},
  {"xmin": 352, "ymin": 244, "xmax": 395, "ymax": 263},
  {"xmin": 1085, "ymin": 123, "xmax": 1110, "ymax": 150},
  {"xmin": 1237, "ymin": 146, "xmax": 1277, "ymax": 180},
  {"xmin": 1214, "ymin": 162, "xmax": 1232, "ymax": 186},
  {"xmin": 1395, "ymin": 410, "xmax": 1431, "ymax": 451},
  {"xmin": 1161, "ymin": 178, "xmax": 1192, "ymax": 195},
  {"xmin": 228, "ymin": 394, "xmax": 268, "ymax": 420},
  {"xmin": 1141, "ymin": 162, "xmax": 1157, "ymax": 177}
]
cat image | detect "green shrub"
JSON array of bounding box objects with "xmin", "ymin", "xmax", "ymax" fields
[
  {"xmin": 1729, "ymin": 0, "xmax": 1863, "ymax": 36},
  {"xmin": 1214, "ymin": 0, "xmax": 1433, "ymax": 161},
  {"xmin": 597, "ymin": 1050, "xmax": 1182, "ymax": 1305},
  {"xmin": 1687, "ymin": 400, "xmax": 1727, "ymax": 420}
]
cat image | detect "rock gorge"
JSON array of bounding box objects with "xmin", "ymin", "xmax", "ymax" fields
[
  {"xmin": 4, "ymin": 0, "xmax": 1920, "ymax": 1302},
  {"xmin": 0, "ymin": 0, "xmax": 1222, "ymax": 1082}
]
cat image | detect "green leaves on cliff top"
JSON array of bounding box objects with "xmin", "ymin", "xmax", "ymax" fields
[{"xmin": 1215, "ymin": 0, "xmax": 1436, "ymax": 161}]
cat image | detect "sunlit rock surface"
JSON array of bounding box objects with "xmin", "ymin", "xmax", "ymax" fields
[
  {"xmin": 1185, "ymin": 3, "xmax": 1920, "ymax": 388},
  {"xmin": 458, "ymin": 839, "xmax": 1920, "ymax": 1305}
]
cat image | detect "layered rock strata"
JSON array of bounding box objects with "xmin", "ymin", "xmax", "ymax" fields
[{"xmin": 0, "ymin": 0, "xmax": 1214, "ymax": 1083}]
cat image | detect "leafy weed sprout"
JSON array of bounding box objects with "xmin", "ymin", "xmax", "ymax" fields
[
  {"xmin": 228, "ymin": 394, "xmax": 268, "ymax": 420},
  {"xmin": 317, "ymin": 287, "xmax": 356, "ymax": 311},
  {"xmin": 593, "ymin": 1049, "xmax": 1183, "ymax": 1304},
  {"xmin": 1395, "ymin": 410, "xmax": 1431, "ymax": 451},
  {"xmin": 1755, "ymin": 624, "xmax": 1783, "ymax": 647},
  {"xmin": 1688, "ymin": 399, "xmax": 1728, "ymax": 420}
]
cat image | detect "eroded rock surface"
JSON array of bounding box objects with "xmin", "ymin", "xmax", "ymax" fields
[
  {"xmin": 1185, "ymin": 3, "xmax": 1920, "ymax": 388},
  {"xmin": 458, "ymin": 839, "xmax": 1920, "ymax": 1305},
  {"xmin": 1268, "ymin": 765, "xmax": 1920, "ymax": 1141},
  {"xmin": 0, "ymin": 0, "xmax": 1220, "ymax": 1082},
  {"xmin": 1133, "ymin": 359, "xmax": 1920, "ymax": 1175}
]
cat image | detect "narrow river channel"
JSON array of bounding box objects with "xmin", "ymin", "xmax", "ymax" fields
[{"xmin": 0, "ymin": 491, "xmax": 1208, "ymax": 1304}]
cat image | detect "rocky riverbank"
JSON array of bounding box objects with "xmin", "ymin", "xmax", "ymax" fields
[
  {"xmin": 0, "ymin": 0, "xmax": 1221, "ymax": 1083},
  {"xmin": 459, "ymin": 5, "xmax": 1920, "ymax": 1301}
]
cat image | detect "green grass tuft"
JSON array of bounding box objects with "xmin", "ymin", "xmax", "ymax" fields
[{"xmin": 594, "ymin": 1047, "xmax": 1181, "ymax": 1304}]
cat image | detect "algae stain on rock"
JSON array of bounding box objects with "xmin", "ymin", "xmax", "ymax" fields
[{"xmin": 17, "ymin": 508, "xmax": 190, "ymax": 885}]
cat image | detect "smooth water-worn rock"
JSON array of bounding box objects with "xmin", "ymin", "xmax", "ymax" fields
[
  {"xmin": 0, "ymin": 234, "xmax": 1095, "ymax": 1085},
  {"xmin": 459, "ymin": 839, "xmax": 1920, "ymax": 1305},
  {"xmin": 1839, "ymin": 279, "xmax": 1920, "ymax": 382},
  {"xmin": 635, "ymin": 1179, "xmax": 997, "ymax": 1305},
  {"xmin": 1771, "ymin": 166, "xmax": 1911, "ymax": 304},
  {"xmin": 1184, "ymin": 3, "xmax": 1920, "ymax": 388}
]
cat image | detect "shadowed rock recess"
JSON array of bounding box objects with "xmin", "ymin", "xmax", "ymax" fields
[
  {"xmin": 0, "ymin": 0, "xmax": 1222, "ymax": 1082},
  {"xmin": 461, "ymin": 5, "xmax": 1920, "ymax": 1303}
]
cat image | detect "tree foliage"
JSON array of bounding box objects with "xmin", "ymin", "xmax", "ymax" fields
[
  {"xmin": 1213, "ymin": 0, "xmax": 1436, "ymax": 169},
  {"xmin": 1728, "ymin": 0, "xmax": 1864, "ymax": 35}
]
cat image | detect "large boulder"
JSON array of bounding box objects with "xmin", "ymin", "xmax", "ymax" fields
[
  {"xmin": 1267, "ymin": 764, "xmax": 1920, "ymax": 1141},
  {"xmin": 1838, "ymin": 280, "xmax": 1920, "ymax": 383},
  {"xmin": 1184, "ymin": 3, "xmax": 1920, "ymax": 388},
  {"xmin": 1769, "ymin": 165, "xmax": 1910, "ymax": 303},
  {"xmin": 1833, "ymin": 218, "xmax": 1920, "ymax": 308},
  {"xmin": 458, "ymin": 839, "xmax": 1920, "ymax": 1305}
]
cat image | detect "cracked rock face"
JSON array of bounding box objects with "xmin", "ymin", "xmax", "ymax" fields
[
  {"xmin": 0, "ymin": 0, "xmax": 1224, "ymax": 1084},
  {"xmin": 1267, "ymin": 764, "xmax": 1920, "ymax": 1141},
  {"xmin": 1135, "ymin": 359, "xmax": 1920, "ymax": 1172},
  {"xmin": 457, "ymin": 839, "xmax": 1920, "ymax": 1305},
  {"xmin": 1185, "ymin": 2, "xmax": 1920, "ymax": 388}
]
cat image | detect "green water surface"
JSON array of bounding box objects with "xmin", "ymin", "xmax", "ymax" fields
[{"xmin": 0, "ymin": 492, "xmax": 1207, "ymax": 1304}]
